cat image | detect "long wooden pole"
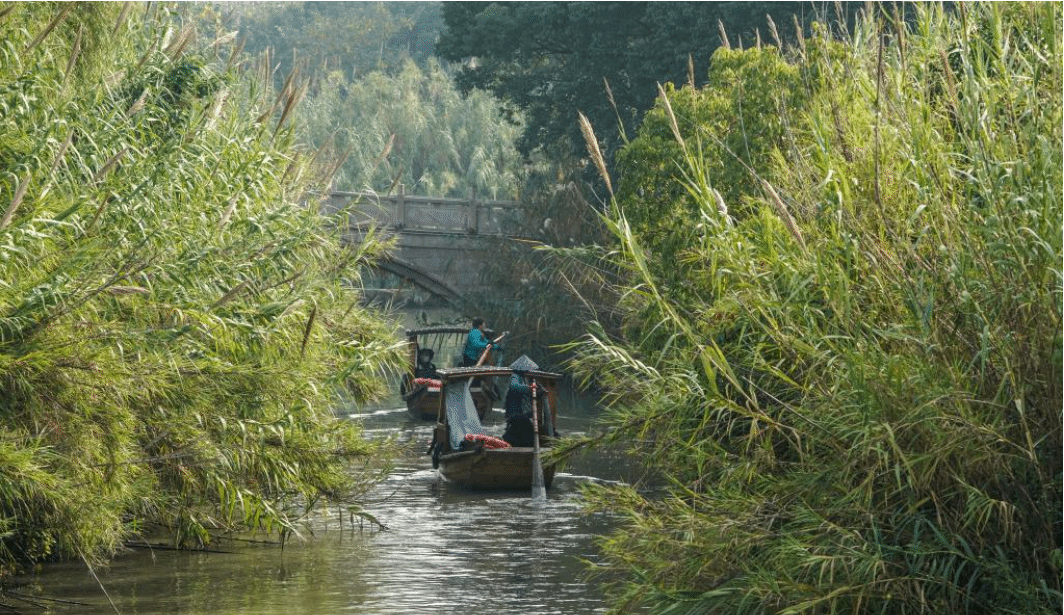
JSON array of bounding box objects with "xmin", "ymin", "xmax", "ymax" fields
[
  {"xmin": 474, "ymin": 331, "xmax": 507, "ymax": 367},
  {"xmin": 530, "ymin": 378, "xmax": 546, "ymax": 501}
]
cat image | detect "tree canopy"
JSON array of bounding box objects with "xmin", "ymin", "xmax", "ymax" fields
[
  {"xmin": 227, "ymin": 1, "xmax": 444, "ymax": 85},
  {"xmin": 300, "ymin": 59, "xmax": 524, "ymax": 198},
  {"xmin": 437, "ymin": 2, "xmax": 815, "ymax": 170},
  {"xmin": 218, "ymin": 2, "xmax": 527, "ymax": 199}
]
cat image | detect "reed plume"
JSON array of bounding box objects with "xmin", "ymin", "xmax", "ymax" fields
[{"xmin": 579, "ymin": 111, "xmax": 613, "ymax": 198}]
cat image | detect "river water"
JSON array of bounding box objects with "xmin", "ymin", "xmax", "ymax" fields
[{"xmin": 13, "ymin": 375, "xmax": 635, "ymax": 614}]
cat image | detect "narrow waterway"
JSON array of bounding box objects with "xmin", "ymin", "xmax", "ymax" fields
[{"xmin": 13, "ymin": 365, "xmax": 636, "ymax": 614}]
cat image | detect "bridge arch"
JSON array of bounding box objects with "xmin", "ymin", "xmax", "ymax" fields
[
  {"xmin": 329, "ymin": 190, "xmax": 526, "ymax": 309},
  {"xmin": 363, "ymin": 256, "xmax": 465, "ymax": 308}
]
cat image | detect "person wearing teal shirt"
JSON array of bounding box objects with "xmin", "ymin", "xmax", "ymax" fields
[{"xmin": 461, "ymin": 317, "xmax": 491, "ymax": 366}]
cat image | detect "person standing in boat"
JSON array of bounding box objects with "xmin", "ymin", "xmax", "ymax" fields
[
  {"xmin": 461, "ymin": 317, "xmax": 492, "ymax": 366},
  {"xmin": 502, "ymin": 355, "xmax": 555, "ymax": 446}
]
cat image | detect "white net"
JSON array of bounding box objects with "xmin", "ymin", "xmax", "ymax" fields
[{"xmin": 446, "ymin": 378, "xmax": 484, "ymax": 450}]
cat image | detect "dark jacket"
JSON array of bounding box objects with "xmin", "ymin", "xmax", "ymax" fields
[{"xmin": 504, "ymin": 373, "xmax": 533, "ymax": 420}]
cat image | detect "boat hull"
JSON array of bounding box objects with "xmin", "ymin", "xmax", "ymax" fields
[
  {"xmin": 404, "ymin": 386, "xmax": 442, "ymax": 420},
  {"xmin": 437, "ymin": 446, "xmax": 557, "ymax": 490},
  {"xmin": 405, "ymin": 386, "xmax": 493, "ymax": 421}
]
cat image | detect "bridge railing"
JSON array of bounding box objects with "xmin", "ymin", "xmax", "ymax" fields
[{"xmin": 322, "ymin": 190, "xmax": 522, "ymax": 235}]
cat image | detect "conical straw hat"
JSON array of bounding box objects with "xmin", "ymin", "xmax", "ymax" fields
[{"xmin": 509, "ymin": 354, "xmax": 539, "ymax": 373}]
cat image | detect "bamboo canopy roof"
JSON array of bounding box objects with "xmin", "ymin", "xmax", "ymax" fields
[
  {"xmin": 405, "ymin": 326, "xmax": 497, "ymax": 339},
  {"xmin": 435, "ymin": 366, "xmax": 562, "ymax": 382}
]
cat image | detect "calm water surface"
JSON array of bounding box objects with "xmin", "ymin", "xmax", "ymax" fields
[{"xmin": 16, "ymin": 382, "xmax": 636, "ymax": 615}]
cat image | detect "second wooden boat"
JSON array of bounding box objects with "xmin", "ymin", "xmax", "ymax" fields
[{"xmin": 399, "ymin": 326, "xmax": 498, "ymax": 420}]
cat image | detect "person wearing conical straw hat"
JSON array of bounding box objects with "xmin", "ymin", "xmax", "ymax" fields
[{"xmin": 502, "ymin": 355, "xmax": 547, "ymax": 446}]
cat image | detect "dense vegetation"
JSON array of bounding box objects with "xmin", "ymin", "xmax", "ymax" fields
[
  {"xmin": 227, "ymin": 2, "xmax": 444, "ymax": 85},
  {"xmin": 228, "ymin": 1, "xmax": 527, "ymax": 199},
  {"xmin": 2, "ymin": 6, "xmax": 1059, "ymax": 615},
  {"xmin": 0, "ymin": 3, "xmax": 403, "ymax": 576},
  {"xmin": 300, "ymin": 58, "xmax": 524, "ymax": 198},
  {"xmin": 563, "ymin": 3, "xmax": 1062, "ymax": 613},
  {"xmin": 437, "ymin": 2, "xmax": 825, "ymax": 173}
]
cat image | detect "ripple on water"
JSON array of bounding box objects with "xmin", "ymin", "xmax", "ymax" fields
[{"xmin": 18, "ymin": 394, "xmax": 623, "ymax": 615}]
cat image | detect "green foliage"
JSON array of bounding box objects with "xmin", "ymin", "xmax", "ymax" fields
[
  {"xmin": 563, "ymin": 3, "xmax": 1062, "ymax": 613},
  {"xmin": 228, "ymin": 1, "xmax": 444, "ymax": 84},
  {"xmin": 438, "ymin": 2, "xmax": 813, "ymax": 170},
  {"xmin": 211, "ymin": 2, "xmax": 526, "ymax": 199},
  {"xmin": 616, "ymin": 46, "xmax": 808, "ymax": 286},
  {"xmin": 0, "ymin": 3, "xmax": 404, "ymax": 575},
  {"xmin": 473, "ymin": 170, "xmax": 616, "ymax": 361},
  {"xmin": 300, "ymin": 59, "xmax": 524, "ymax": 198}
]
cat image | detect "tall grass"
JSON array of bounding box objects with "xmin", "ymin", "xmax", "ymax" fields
[
  {"xmin": 0, "ymin": 4, "xmax": 403, "ymax": 575},
  {"xmin": 565, "ymin": 3, "xmax": 1061, "ymax": 613}
]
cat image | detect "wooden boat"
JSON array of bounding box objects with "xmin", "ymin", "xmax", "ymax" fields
[
  {"xmin": 429, "ymin": 366, "xmax": 562, "ymax": 491},
  {"xmin": 399, "ymin": 327, "xmax": 499, "ymax": 420}
]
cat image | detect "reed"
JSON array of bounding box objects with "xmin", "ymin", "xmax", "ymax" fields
[
  {"xmin": 564, "ymin": 3, "xmax": 1062, "ymax": 613},
  {"xmin": 0, "ymin": 4, "xmax": 403, "ymax": 575},
  {"xmin": 579, "ymin": 112, "xmax": 614, "ymax": 198}
]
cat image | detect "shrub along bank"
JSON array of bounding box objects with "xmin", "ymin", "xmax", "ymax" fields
[
  {"xmin": 567, "ymin": 3, "xmax": 1061, "ymax": 613},
  {"xmin": 0, "ymin": 4, "xmax": 403, "ymax": 575}
]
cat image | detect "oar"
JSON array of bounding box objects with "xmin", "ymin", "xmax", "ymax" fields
[
  {"xmin": 474, "ymin": 331, "xmax": 507, "ymax": 367},
  {"xmin": 530, "ymin": 378, "xmax": 547, "ymax": 502}
]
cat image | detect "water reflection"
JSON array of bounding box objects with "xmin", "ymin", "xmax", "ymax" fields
[
  {"xmin": 16, "ymin": 393, "xmax": 628, "ymax": 615},
  {"xmin": 345, "ymin": 464, "xmax": 616, "ymax": 614}
]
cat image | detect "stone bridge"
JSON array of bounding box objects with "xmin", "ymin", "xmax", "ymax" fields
[{"xmin": 321, "ymin": 190, "xmax": 527, "ymax": 308}]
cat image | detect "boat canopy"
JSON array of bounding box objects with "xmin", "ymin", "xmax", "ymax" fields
[
  {"xmin": 405, "ymin": 327, "xmax": 498, "ymax": 373},
  {"xmin": 435, "ymin": 366, "xmax": 562, "ymax": 382},
  {"xmin": 439, "ymin": 365, "xmax": 562, "ymax": 450},
  {"xmin": 405, "ymin": 326, "xmax": 496, "ymax": 339},
  {"xmin": 440, "ymin": 365, "xmax": 561, "ymax": 448}
]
